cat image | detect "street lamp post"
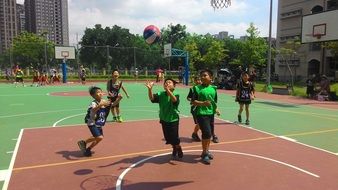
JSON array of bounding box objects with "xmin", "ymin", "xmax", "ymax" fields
[{"xmin": 267, "ymin": 0, "xmax": 273, "ymax": 86}]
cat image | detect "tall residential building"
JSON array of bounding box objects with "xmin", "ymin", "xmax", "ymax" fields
[
  {"xmin": 16, "ymin": 3, "xmax": 25, "ymax": 34},
  {"xmin": 25, "ymin": 0, "xmax": 69, "ymax": 45},
  {"xmin": 276, "ymin": 0, "xmax": 338, "ymax": 81},
  {"xmin": 0, "ymin": 0, "xmax": 18, "ymax": 54}
]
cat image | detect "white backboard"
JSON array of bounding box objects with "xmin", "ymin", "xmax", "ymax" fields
[
  {"xmin": 55, "ymin": 46, "xmax": 76, "ymax": 59},
  {"xmin": 301, "ymin": 10, "xmax": 338, "ymax": 43},
  {"xmin": 164, "ymin": 43, "xmax": 172, "ymax": 58}
]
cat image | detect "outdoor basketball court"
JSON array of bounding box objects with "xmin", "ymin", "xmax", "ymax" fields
[{"xmin": 1, "ymin": 82, "xmax": 338, "ymax": 190}]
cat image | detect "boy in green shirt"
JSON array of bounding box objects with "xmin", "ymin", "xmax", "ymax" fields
[
  {"xmin": 192, "ymin": 69, "xmax": 220, "ymax": 165},
  {"xmin": 146, "ymin": 78, "xmax": 183, "ymax": 159}
]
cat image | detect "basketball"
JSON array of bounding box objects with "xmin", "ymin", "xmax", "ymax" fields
[{"xmin": 143, "ymin": 25, "xmax": 161, "ymax": 45}]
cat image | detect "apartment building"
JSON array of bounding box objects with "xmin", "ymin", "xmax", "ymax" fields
[
  {"xmin": 276, "ymin": 0, "xmax": 338, "ymax": 81},
  {"xmin": 0, "ymin": 0, "xmax": 18, "ymax": 54},
  {"xmin": 25, "ymin": 0, "xmax": 69, "ymax": 45},
  {"xmin": 16, "ymin": 3, "xmax": 25, "ymax": 34}
]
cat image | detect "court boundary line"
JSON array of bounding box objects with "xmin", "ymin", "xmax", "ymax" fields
[
  {"xmin": 2, "ymin": 129, "xmax": 23, "ymax": 190},
  {"xmin": 218, "ymin": 118, "xmax": 338, "ymax": 156},
  {"xmin": 116, "ymin": 149, "xmax": 319, "ymax": 190}
]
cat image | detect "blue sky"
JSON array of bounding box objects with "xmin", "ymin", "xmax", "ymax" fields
[{"xmin": 18, "ymin": 0, "xmax": 278, "ymax": 46}]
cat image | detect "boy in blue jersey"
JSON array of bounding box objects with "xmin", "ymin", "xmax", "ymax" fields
[{"xmin": 77, "ymin": 86, "xmax": 122, "ymax": 157}]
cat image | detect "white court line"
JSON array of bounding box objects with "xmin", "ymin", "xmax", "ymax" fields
[
  {"xmin": 279, "ymin": 136, "xmax": 297, "ymax": 142},
  {"xmin": 216, "ymin": 118, "xmax": 337, "ymax": 156},
  {"xmin": 51, "ymin": 109, "xmax": 170, "ymax": 127},
  {"xmin": 52, "ymin": 114, "xmax": 84, "ymax": 127},
  {"xmin": 115, "ymin": 149, "xmax": 319, "ymax": 190},
  {"xmin": 2, "ymin": 129, "xmax": 24, "ymax": 190}
]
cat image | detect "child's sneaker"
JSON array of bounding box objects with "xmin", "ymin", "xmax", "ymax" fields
[
  {"xmin": 191, "ymin": 133, "xmax": 201, "ymax": 142},
  {"xmin": 238, "ymin": 115, "xmax": 242, "ymax": 123},
  {"xmin": 84, "ymin": 148, "xmax": 92, "ymax": 157},
  {"xmin": 245, "ymin": 120, "xmax": 250, "ymax": 125},
  {"xmin": 212, "ymin": 135, "xmax": 219, "ymax": 143},
  {"xmin": 201, "ymin": 153, "xmax": 211, "ymax": 165},
  {"xmin": 77, "ymin": 140, "xmax": 86, "ymax": 153},
  {"xmin": 117, "ymin": 116, "xmax": 123, "ymax": 123},
  {"xmin": 200, "ymin": 151, "xmax": 214, "ymax": 160},
  {"xmin": 112, "ymin": 116, "xmax": 117, "ymax": 122},
  {"xmin": 177, "ymin": 146, "xmax": 183, "ymax": 158},
  {"xmin": 171, "ymin": 146, "xmax": 177, "ymax": 159}
]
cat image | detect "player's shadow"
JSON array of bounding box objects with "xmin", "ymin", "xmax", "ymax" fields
[
  {"xmin": 121, "ymin": 181, "xmax": 194, "ymax": 190},
  {"xmin": 161, "ymin": 137, "xmax": 197, "ymax": 144},
  {"xmin": 56, "ymin": 150, "xmax": 91, "ymax": 160},
  {"xmin": 98, "ymin": 153, "xmax": 201, "ymax": 170}
]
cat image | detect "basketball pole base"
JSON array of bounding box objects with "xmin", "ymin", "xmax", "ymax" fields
[{"xmin": 62, "ymin": 58, "xmax": 67, "ymax": 83}]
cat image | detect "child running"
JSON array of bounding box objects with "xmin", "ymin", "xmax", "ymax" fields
[
  {"xmin": 236, "ymin": 72, "xmax": 255, "ymax": 125},
  {"xmin": 187, "ymin": 76, "xmax": 202, "ymax": 142},
  {"xmin": 192, "ymin": 69, "xmax": 220, "ymax": 165},
  {"xmin": 107, "ymin": 69, "xmax": 130, "ymax": 122},
  {"xmin": 77, "ymin": 86, "xmax": 122, "ymax": 157},
  {"xmin": 145, "ymin": 78, "xmax": 183, "ymax": 159}
]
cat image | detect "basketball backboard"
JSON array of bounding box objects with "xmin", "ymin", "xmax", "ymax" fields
[
  {"xmin": 301, "ymin": 10, "xmax": 338, "ymax": 43},
  {"xmin": 164, "ymin": 43, "xmax": 172, "ymax": 58},
  {"xmin": 55, "ymin": 46, "xmax": 76, "ymax": 59}
]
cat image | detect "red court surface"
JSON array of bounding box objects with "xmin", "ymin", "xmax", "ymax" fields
[{"xmin": 5, "ymin": 118, "xmax": 338, "ymax": 190}]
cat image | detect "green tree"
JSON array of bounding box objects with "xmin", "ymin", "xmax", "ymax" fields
[
  {"xmin": 202, "ymin": 40, "xmax": 228, "ymax": 69},
  {"xmin": 240, "ymin": 23, "xmax": 268, "ymax": 70},
  {"xmin": 11, "ymin": 32, "xmax": 54, "ymax": 70},
  {"xmin": 184, "ymin": 37, "xmax": 202, "ymax": 74}
]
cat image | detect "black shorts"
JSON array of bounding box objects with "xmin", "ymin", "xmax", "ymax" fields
[
  {"xmin": 15, "ymin": 77, "xmax": 23, "ymax": 82},
  {"xmin": 88, "ymin": 125, "xmax": 103, "ymax": 137},
  {"xmin": 160, "ymin": 120, "xmax": 180, "ymax": 146},
  {"xmin": 108, "ymin": 96, "xmax": 120, "ymax": 108},
  {"xmin": 196, "ymin": 115, "xmax": 214, "ymax": 140},
  {"xmin": 238, "ymin": 100, "xmax": 251, "ymax": 105}
]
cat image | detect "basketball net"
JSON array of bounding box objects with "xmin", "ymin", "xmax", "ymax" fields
[{"xmin": 211, "ymin": 0, "xmax": 231, "ymax": 9}]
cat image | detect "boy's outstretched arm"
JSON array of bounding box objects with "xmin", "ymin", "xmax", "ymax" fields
[
  {"xmin": 145, "ymin": 81, "xmax": 154, "ymax": 101},
  {"xmin": 121, "ymin": 85, "xmax": 130, "ymax": 98},
  {"xmin": 165, "ymin": 85, "xmax": 177, "ymax": 103}
]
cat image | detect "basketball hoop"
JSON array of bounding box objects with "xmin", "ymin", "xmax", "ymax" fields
[
  {"xmin": 313, "ymin": 34, "xmax": 322, "ymax": 39},
  {"xmin": 211, "ymin": 0, "xmax": 231, "ymax": 9},
  {"xmin": 61, "ymin": 51, "xmax": 69, "ymax": 59}
]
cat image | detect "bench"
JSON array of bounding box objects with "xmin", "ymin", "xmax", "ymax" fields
[{"xmin": 272, "ymin": 87, "xmax": 291, "ymax": 95}]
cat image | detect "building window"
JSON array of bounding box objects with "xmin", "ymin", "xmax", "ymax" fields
[
  {"xmin": 280, "ymin": 9, "xmax": 302, "ymax": 19},
  {"xmin": 327, "ymin": 0, "xmax": 338, "ymax": 10},
  {"xmin": 311, "ymin": 5, "xmax": 323, "ymax": 13},
  {"xmin": 309, "ymin": 42, "xmax": 321, "ymax": 51}
]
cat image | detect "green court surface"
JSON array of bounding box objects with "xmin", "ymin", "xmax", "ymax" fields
[{"xmin": 0, "ymin": 82, "xmax": 337, "ymax": 188}]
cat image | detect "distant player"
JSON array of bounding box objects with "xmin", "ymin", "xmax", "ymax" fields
[
  {"xmin": 236, "ymin": 72, "xmax": 255, "ymax": 125},
  {"xmin": 14, "ymin": 69, "xmax": 25, "ymax": 87},
  {"xmin": 107, "ymin": 69, "xmax": 130, "ymax": 122}
]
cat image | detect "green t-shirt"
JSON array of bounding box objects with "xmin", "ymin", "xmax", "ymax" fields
[
  {"xmin": 192, "ymin": 84, "xmax": 218, "ymax": 116},
  {"xmin": 152, "ymin": 91, "xmax": 180, "ymax": 122}
]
